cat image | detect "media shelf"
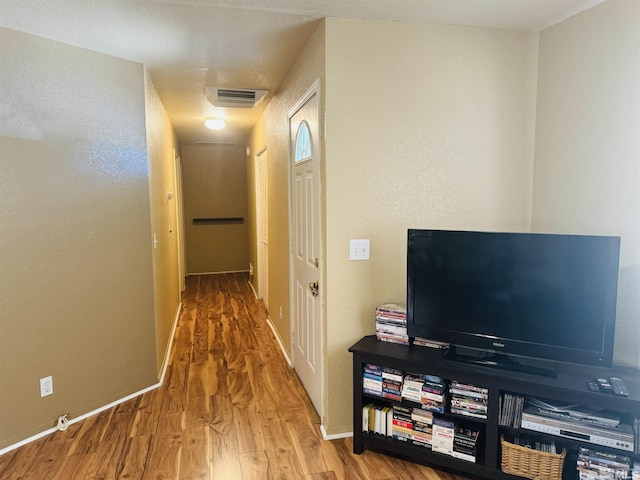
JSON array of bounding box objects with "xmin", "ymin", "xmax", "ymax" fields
[{"xmin": 350, "ymin": 335, "xmax": 640, "ymax": 480}]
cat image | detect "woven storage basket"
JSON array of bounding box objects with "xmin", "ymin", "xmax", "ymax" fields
[{"xmin": 500, "ymin": 435, "xmax": 565, "ymax": 480}]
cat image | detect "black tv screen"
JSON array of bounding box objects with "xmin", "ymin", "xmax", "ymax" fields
[{"xmin": 407, "ymin": 229, "xmax": 620, "ymax": 368}]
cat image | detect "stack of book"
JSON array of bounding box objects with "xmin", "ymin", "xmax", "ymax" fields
[
  {"xmin": 391, "ymin": 404, "xmax": 413, "ymax": 443},
  {"xmin": 449, "ymin": 381, "xmax": 488, "ymax": 419},
  {"xmin": 401, "ymin": 373, "xmax": 425, "ymax": 404},
  {"xmin": 362, "ymin": 363, "xmax": 383, "ymax": 397},
  {"xmin": 498, "ymin": 393, "xmax": 525, "ymax": 427},
  {"xmin": 577, "ymin": 446, "xmax": 632, "ymax": 480},
  {"xmin": 453, "ymin": 424, "xmax": 481, "ymax": 462},
  {"xmin": 381, "ymin": 366, "xmax": 403, "ymax": 402},
  {"xmin": 411, "ymin": 407, "xmax": 434, "ymax": 448},
  {"xmin": 362, "ymin": 403, "xmax": 392, "ymax": 436},
  {"xmin": 375, "ymin": 304, "xmax": 408, "ymax": 345},
  {"xmin": 392, "ymin": 406, "xmax": 435, "ymax": 448}
]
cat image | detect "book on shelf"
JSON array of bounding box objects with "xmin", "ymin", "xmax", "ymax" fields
[{"xmin": 362, "ymin": 404, "xmax": 392, "ymax": 436}]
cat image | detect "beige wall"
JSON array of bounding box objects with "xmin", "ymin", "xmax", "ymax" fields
[
  {"xmin": 322, "ymin": 18, "xmax": 536, "ymax": 434},
  {"xmin": 182, "ymin": 144, "xmax": 249, "ymax": 274},
  {"xmin": 532, "ymin": 0, "xmax": 640, "ymax": 367},
  {"xmin": 248, "ymin": 22, "xmax": 326, "ymax": 360},
  {"xmin": 0, "ymin": 29, "xmax": 158, "ymax": 449},
  {"xmin": 144, "ymin": 71, "xmax": 182, "ymax": 373}
]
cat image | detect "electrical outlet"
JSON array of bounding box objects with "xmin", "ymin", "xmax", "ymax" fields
[{"xmin": 40, "ymin": 376, "xmax": 53, "ymax": 397}]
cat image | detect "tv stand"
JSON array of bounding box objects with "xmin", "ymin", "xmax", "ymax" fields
[
  {"xmin": 349, "ymin": 336, "xmax": 640, "ymax": 480},
  {"xmin": 444, "ymin": 346, "xmax": 557, "ymax": 378}
]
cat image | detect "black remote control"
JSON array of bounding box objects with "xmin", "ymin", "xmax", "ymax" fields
[
  {"xmin": 587, "ymin": 381, "xmax": 600, "ymax": 392},
  {"xmin": 609, "ymin": 377, "xmax": 629, "ymax": 396},
  {"xmin": 596, "ymin": 377, "xmax": 614, "ymax": 393}
]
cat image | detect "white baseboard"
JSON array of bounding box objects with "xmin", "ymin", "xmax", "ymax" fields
[
  {"xmin": 158, "ymin": 302, "xmax": 182, "ymax": 381},
  {"xmin": 247, "ymin": 280, "xmax": 258, "ymax": 299},
  {"xmin": 0, "ymin": 381, "xmax": 162, "ymax": 456},
  {"xmin": 320, "ymin": 424, "xmax": 353, "ymax": 440},
  {"xmin": 0, "ymin": 302, "xmax": 183, "ymax": 457},
  {"xmin": 266, "ymin": 317, "xmax": 292, "ymax": 367}
]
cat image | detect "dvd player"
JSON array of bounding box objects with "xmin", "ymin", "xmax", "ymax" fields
[{"xmin": 521, "ymin": 407, "xmax": 635, "ymax": 452}]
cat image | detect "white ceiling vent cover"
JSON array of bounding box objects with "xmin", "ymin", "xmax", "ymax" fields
[{"xmin": 206, "ymin": 87, "xmax": 267, "ymax": 108}]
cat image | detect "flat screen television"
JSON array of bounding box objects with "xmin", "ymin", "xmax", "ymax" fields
[{"xmin": 407, "ymin": 229, "xmax": 620, "ymax": 375}]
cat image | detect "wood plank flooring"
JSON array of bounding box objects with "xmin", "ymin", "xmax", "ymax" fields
[{"xmin": 0, "ymin": 273, "xmax": 470, "ymax": 480}]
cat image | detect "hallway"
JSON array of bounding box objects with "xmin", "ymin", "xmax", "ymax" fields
[{"xmin": 0, "ymin": 274, "xmax": 468, "ymax": 479}]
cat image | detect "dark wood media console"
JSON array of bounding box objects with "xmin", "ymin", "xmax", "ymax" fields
[{"xmin": 349, "ymin": 336, "xmax": 640, "ymax": 479}]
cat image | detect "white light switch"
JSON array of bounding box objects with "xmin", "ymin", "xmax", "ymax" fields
[{"xmin": 350, "ymin": 239, "xmax": 370, "ymax": 260}]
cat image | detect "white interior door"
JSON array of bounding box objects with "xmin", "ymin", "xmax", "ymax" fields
[
  {"xmin": 289, "ymin": 82, "xmax": 322, "ymax": 415},
  {"xmin": 255, "ymin": 148, "xmax": 269, "ymax": 308},
  {"xmin": 173, "ymin": 151, "xmax": 186, "ymax": 291}
]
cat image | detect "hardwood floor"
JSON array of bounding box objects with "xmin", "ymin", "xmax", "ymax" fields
[{"xmin": 0, "ymin": 273, "xmax": 470, "ymax": 480}]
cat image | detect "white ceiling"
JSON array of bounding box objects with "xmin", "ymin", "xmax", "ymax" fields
[{"xmin": 0, "ymin": 0, "xmax": 603, "ymax": 145}]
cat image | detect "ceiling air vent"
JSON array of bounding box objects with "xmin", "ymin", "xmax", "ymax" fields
[{"xmin": 206, "ymin": 87, "xmax": 268, "ymax": 109}]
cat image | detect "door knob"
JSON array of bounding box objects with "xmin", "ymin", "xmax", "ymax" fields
[{"xmin": 309, "ymin": 281, "xmax": 319, "ymax": 297}]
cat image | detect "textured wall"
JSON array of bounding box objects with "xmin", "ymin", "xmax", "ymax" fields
[
  {"xmin": 0, "ymin": 29, "xmax": 157, "ymax": 449},
  {"xmin": 532, "ymin": 0, "xmax": 640, "ymax": 368},
  {"xmin": 323, "ymin": 18, "xmax": 536, "ymax": 435},
  {"xmin": 144, "ymin": 70, "xmax": 182, "ymax": 373},
  {"xmin": 181, "ymin": 144, "xmax": 249, "ymax": 274}
]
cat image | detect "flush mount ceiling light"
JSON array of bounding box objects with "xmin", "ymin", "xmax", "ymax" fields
[{"xmin": 204, "ymin": 118, "xmax": 226, "ymax": 130}]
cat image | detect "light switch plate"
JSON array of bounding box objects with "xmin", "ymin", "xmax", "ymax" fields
[{"xmin": 350, "ymin": 239, "xmax": 370, "ymax": 260}]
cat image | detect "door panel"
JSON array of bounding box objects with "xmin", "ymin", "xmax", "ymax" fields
[{"xmin": 289, "ymin": 85, "xmax": 321, "ymax": 415}]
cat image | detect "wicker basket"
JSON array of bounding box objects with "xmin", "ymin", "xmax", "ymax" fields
[{"xmin": 500, "ymin": 435, "xmax": 566, "ymax": 480}]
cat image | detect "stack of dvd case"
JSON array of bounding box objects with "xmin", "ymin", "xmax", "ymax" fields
[
  {"xmin": 381, "ymin": 366, "xmax": 403, "ymax": 402},
  {"xmin": 453, "ymin": 424, "xmax": 481, "ymax": 462},
  {"xmin": 498, "ymin": 393, "xmax": 525, "ymax": 427},
  {"xmin": 635, "ymin": 416, "xmax": 640, "ymax": 455},
  {"xmin": 362, "ymin": 363, "xmax": 383, "ymax": 397},
  {"xmin": 577, "ymin": 447, "xmax": 632, "ymax": 480},
  {"xmin": 449, "ymin": 381, "xmax": 488, "ymax": 419},
  {"xmin": 401, "ymin": 374, "xmax": 447, "ymax": 413},
  {"xmin": 375, "ymin": 304, "xmax": 408, "ymax": 345}
]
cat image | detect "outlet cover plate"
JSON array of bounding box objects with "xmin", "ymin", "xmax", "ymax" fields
[{"xmin": 40, "ymin": 376, "xmax": 53, "ymax": 397}]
